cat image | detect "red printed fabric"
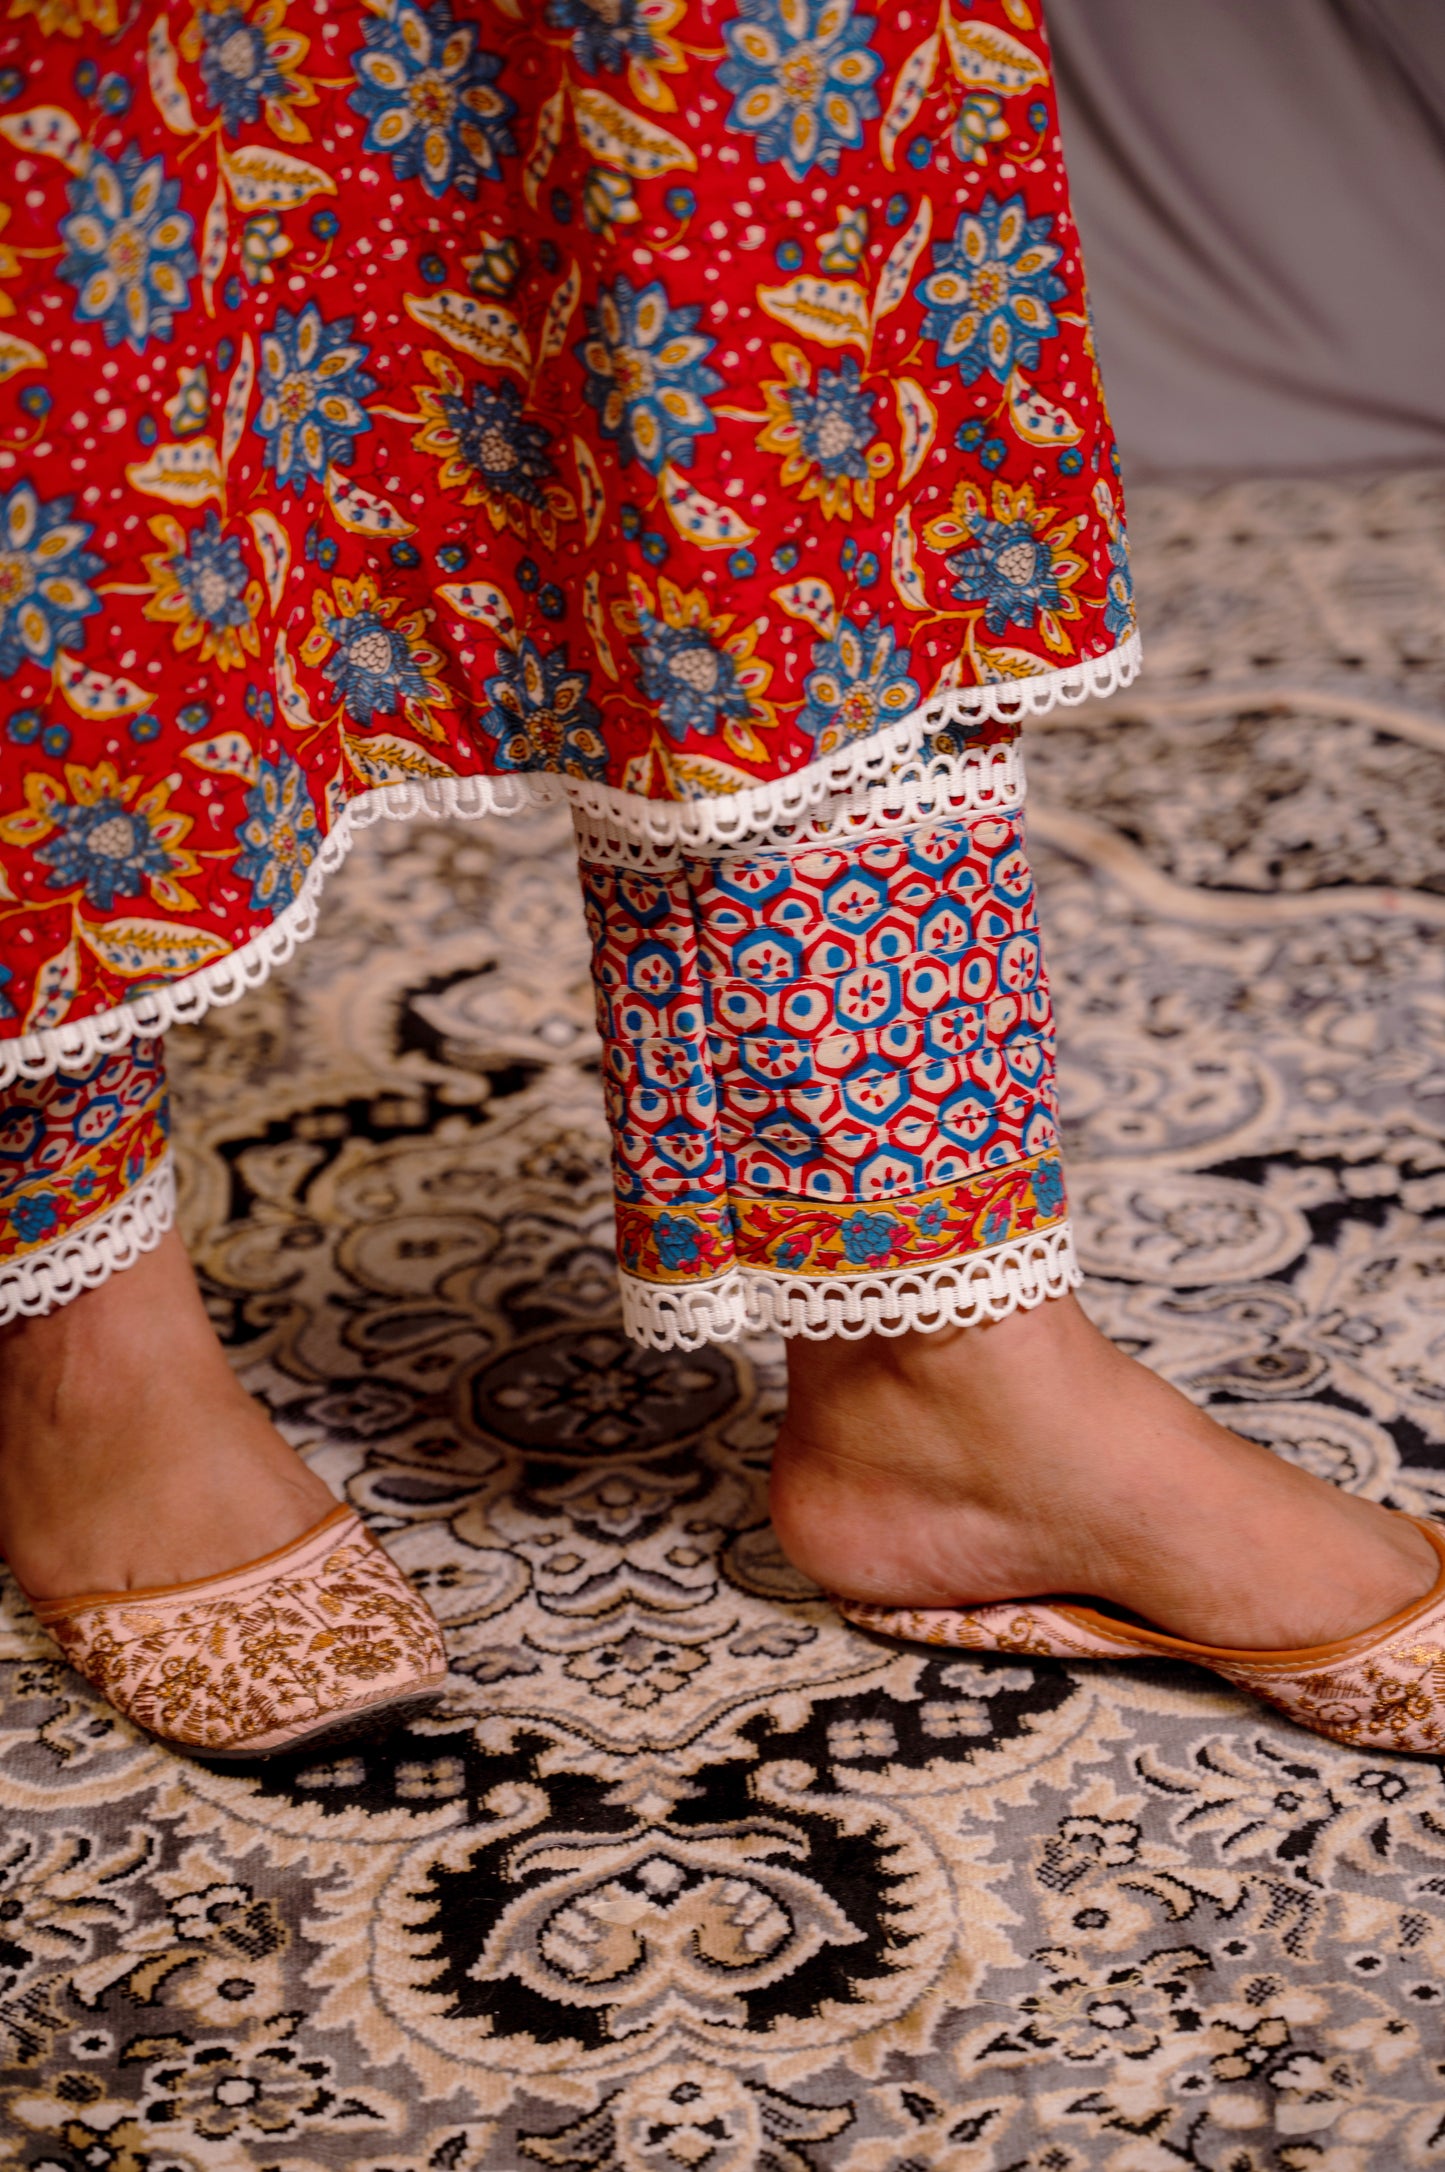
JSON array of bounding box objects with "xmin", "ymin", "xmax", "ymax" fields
[
  {"xmin": 585, "ymin": 802, "xmax": 1072, "ymax": 1342},
  {"xmin": 0, "ymin": 0, "xmax": 1132, "ymax": 1340},
  {"xmin": 0, "ymin": 0, "xmax": 1133, "ymax": 1071},
  {"xmin": 0, "ymin": 1038, "xmax": 172, "ymax": 1312}
]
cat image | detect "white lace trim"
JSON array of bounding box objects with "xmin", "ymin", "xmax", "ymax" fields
[
  {"xmin": 618, "ymin": 1220, "xmax": 1080, "ymax": 1348},
  {"xmin": 574, "ymin": 632, "xmax": 1137, "ymax": 849},
  {"xmin": 0, "ymin": 633, "xmax": 1138, "ymax": 1088},
  {"xmin": 573, "ymin": 742, "xmax": 1027, "ymax": 870},
  {"xmin": 0, "ymin": 1157, "xmax": 176, "ymax": 1324}
]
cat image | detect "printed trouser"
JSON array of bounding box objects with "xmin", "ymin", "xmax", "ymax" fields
[{"xmin": 0, "ymin": 770, "xmax": 1074, "ymax": 1346}]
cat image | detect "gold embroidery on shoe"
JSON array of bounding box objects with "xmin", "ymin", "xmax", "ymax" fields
[{"xmin": 40, "ymin": 1523, "xmax": 446, "ymax": 1753}]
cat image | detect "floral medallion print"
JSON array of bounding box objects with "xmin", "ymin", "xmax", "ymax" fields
[
  {"xmin": 0, "ymin": 485, "xmax": 103, "ymax": 678},
  {"xmin": 917, "ymin": 191, "xmax": 1066, "ymax": 385},
  {"xmin": 408, "ymin": 353, "xmax": 568, "ymax": 538},
  {"xmin": 141, "ymin": 509, "xmax": 263, "ymax": 669},
  {"xmin": 302, "ymin": 574, "xmax": 455, "ymax": 733},
  {"xmin": 753, "ymin": 345, "xmax": 892, "ymax": 521},
  {"xmin": 797, "ymin": 614, "xmax": 919, "ymax": 750},
  {"xmin": 0, "ymin": 0, "xmax": 1131, "ymax": 1118},
  {"xmin": 58, "ymin": 144, "xmax": 197, "ymax": 353},
  {"xmin": 479, "ymin": 636, "xmax": 606, "ymax": 776},
  {"xmin": 255, "ymin": 303, "xmax": 376, "ymax": 491},
  {"xmin": 576, "ymin": 274, "xmax": 722, "ymax": 474},
  {"xmin": 187, "ymin": 0, "xmax": 319, "ymax": 140},
  {"xmin": 3, "ymin": 472, "xmax": 1442, "ymax": 2161},
  {"xmin": 234, "ymin": 749, "xmax": 319, "ymax": 909},
  {"xmin": 0, "ymin": 762, "xmax": 199, "ymax": 914},
  {"xmin": 348, "ymin": 0, "xmax": 517, "ymax": 197},
  {"xmin": 622, "ymin": 572, "xmax": 776, "ymax": 758},
  {"xmin": 718, "ymin": 0, "xmax": 884, "ymax": 180}
]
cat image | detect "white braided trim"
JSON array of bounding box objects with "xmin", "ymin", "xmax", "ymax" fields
[
  {"xmin": 0, "ymin": 1156, "xmax": 176, "ymax": 1324},
  {"xmin": 0, "ymin": 632, "xmax": 1138, "ymax": 1087},
  {"xmin": 619, "ymin": 1220, "xmax": 1080, "ymax": 1349}
]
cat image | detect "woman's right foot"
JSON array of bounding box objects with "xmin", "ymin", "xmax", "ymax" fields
[
  {"xmin": 0, "ymin": 1227, "xmax": 447, "ymax": 1759},
  {"xmin": 773, "ymin": 1293, "xmax": 1436, "ymax": 1655},
  {"xmin": 0, "ymin": 1226, "xmax": 339, "ymax": 1601}
]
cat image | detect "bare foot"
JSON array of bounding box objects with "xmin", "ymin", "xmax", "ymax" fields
[
  {"xmin": 0, "ymin": 1228, "xmax": 336, "ymax": 1602},
  {"xmin": 772, "ymin": 1293, "xmax": 1436, "ymax": 1653}
]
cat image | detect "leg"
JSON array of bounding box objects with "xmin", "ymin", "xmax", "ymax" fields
[
  {"xmin": 0, "ymin": 1042, "xmax": 332, "ymax": 1600},
  {"xmin": 755, "ymin": 812, "xmax": 1437, "ymax": 1651}
]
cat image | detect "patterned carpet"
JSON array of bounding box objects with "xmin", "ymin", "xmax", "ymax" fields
[{"xmin": 3, "ymin": 471, "xmax": 1445, "ymax": 2170}]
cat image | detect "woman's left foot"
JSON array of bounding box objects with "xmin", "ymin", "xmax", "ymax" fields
[{"xmin": 772, "ymin": 1293, "xmax": 1437, "ymax": 1655}]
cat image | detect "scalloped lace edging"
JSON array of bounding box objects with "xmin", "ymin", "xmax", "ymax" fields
[
  {"xmin": 617, "ymin": 1222, "xmax": 1081, "ymax": 1349},
  {"xmin": 0, "ymin": 632, "xmax": 1138, "ymax": 1088},
  {"xmin": 573, "ymin": 632, "xmax": 1138, "ymax": 850},
  {"xmin": 573, "ymin": 741, "xmax": 1028, "ymax": 868},
  {"xmin": 0, "ymin": 1158, "xmax": 176, "ymax": 1325}
]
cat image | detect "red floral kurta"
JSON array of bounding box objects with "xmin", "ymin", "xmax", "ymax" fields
[{"xmin": 0, "ymin": 0, "xmax": 1135, "ymax": 1340}]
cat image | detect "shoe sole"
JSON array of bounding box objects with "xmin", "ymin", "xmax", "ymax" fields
[{"xmin": 165, "ymin": 1684, "xmax": 447, "ymax": 1764}]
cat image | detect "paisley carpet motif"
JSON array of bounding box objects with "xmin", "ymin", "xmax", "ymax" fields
[{"xmin": 3, "ymin": 471, "xmax": 1445, "ymax": 2170}]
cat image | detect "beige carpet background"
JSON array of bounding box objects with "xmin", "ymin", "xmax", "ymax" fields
[{"xmin": 2, "ymin": 472, "xmax": 1444, "ymax": 2170}]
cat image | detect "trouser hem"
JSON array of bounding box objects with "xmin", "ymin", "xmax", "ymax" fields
[
  {"xmin": 617, "ymin": 1220, "xmax": 1080, "ymax": 1349},
  {"xmin": 0, "ymin": 1157, "xmax": 176, "ymax": 1325}
]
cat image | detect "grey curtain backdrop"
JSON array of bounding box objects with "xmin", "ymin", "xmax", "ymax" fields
[{"xmin": 1047, "ymin": 0, "xmax": 1445, "ymax": 474}]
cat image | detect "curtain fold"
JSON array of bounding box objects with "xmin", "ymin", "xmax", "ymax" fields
[{"xmin": 1048, "ymin": 0, "xmax": 1445, "ymax": 473}]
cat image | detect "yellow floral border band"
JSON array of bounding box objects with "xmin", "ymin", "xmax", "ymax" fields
[{"xmin": 615, "ymin": 1151, "xmax": 1067, "ymax": 1287}]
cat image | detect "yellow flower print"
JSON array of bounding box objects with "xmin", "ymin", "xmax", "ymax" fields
[
  {"xmin": 180, "ymin": 0, "xmax": 319, "ymax": 144},
  {"xmin": 753, "ymin": 344, "xmax": 892, "ymax": 524},
  {"xmin": 924, "ymin": 480, "xmax": 1087, "ymax": 655},
  {"xmin": 0, "ymin": 763, "xmax": 201, "ymax": 914},
  {"xmin": 0, "ymin": 206, "xmax": 21, "ymax": 319},
  {"xmin": 548, "ymin": 0, "xmax": 687, "ymax": 114},
  {"xmin": 408, "ymin": 352, "xmax": 574, "ymax": 546},
  {"xmin": 619, "ymin": 573, "xmax": 777, "ymax": 763},
  {"xmin": 300, "ymin": 575, "xmax": 456, "ymax": 740},
  {"xmin": 141, "ymin": 511, "xmax": 263, "ymax": 671},
  {"xmin": 5, "ymin": 0, "xmax": 119, "ymax": 36}
]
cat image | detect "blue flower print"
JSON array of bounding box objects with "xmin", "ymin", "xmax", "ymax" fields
[
  {"xmin": 789, "ymin": 356, "xmax": 873, "ymax": 478},
  {"xmin": 59, "ymin": 145, "xmax": 196, "ymax": 353},
  {"xmin": 782, "ymin": 354, "xmax": 884, "ymax": 517},
  {"xmin": 0, "ymin": 964, "xmax": 14, "ymax": 1021},
  {"xmin": 234, "ymin": 752, "xmax": 320, "ymax": 914},
  {"xmin": 169, "ymin": 510, "xmax": 252, "ymax": 637},
  {"xmin": 839, "ymin": 1207, "xmax": 900, "ymax": 1267},
  {"xmin": 1032, "ymin": 1156, "xmax": 1065, "ymax": 1218},
  {"xmin": 549, "ymin": 0, "xmax": 659, "ymax": 74},
  {"xmin": 350, "ymin": 0, "xmax": 516, "ymax": 198},
  {"xmin": 1104, "ymin": 530, "xmax": 1135, "ymax": 639},
  {"xmin": 913, "ymin": 1195, "xmax": 949, "ymax": 1237},
  {"xmin": 774, "ymin": 1231, "xmax": 811, "ymax": 1272},
  {"xmin": 576, "ymin": 276, "xmax": 721, "ymax": 474},
  {"xmin": 916, "ymin": 194, "xmax": 1065, "ymax": 386},
  {"xmin": 35, "ymin": 792, "xmax": 175, "ymax": 910},
  {"xmin": 198, "ymin": 8, "xmax": 296, "ymax": 134},
  {"xmin": 11, "ymin": 1193, "xmax": 60, "ymax": 1246},
  {"xmin": 946, "ymin": 516, "xmax": 1067, "ymax": 634},
  {"xmin": 420, "ymin": 370, "xmax": 555, "ymax": 511},
  {"xmin": 321, "ymin": 599, "xmax": 433, "ymax": 725},
  {"xmin": 255, "ymin": 304, "xmax": 376, "ymax": 492},
  {"xmin": 798, "ymin": 618, "xmax": 920, "ymax": 753},
  {"xmin": 633, "ymin": 606, "xmax": 752, "ymax": 744},
  {"xmin": 480, "ymin": 638, "xmax": 607, "ymax": 778},
  {"xmin": 719, "ymin": 0, "xmax": 883, "ymax": 181},
  {"xmin": 0, "ymin": 483, "xmax": 103, "ymax": 679},
  {"xmin": 654, "ymin": 1212, "xmax": 703, "ymax": 1270}
]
